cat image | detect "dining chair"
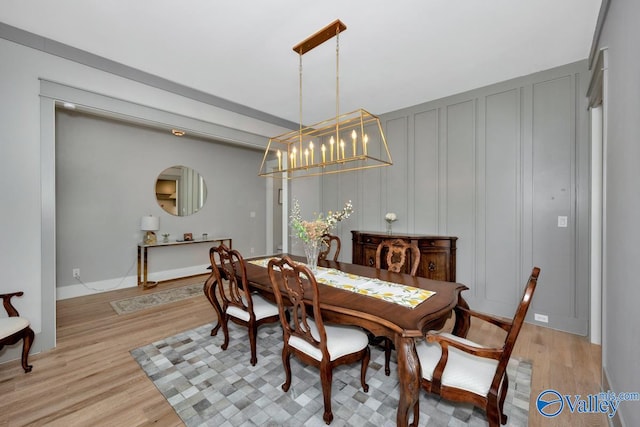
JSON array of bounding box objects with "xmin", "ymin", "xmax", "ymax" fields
[
  {"xmin": 318, "ymin": 233, "xmax": 341, "ymax": 262},
  {"xmin": 267, "ymin": 256, "xmax": 370, "ymax": 425},
  {"xmin": 416, "ymin": 267, "xmax": 540, "ymax": 427},
  {"xmin": 0, "ymin": 291, "xmax": 35, "ymax": 372},
  {"xmin": 375, "ymin": 238, "xmax": 420, "ymax": 276},
  {"xmin": 208, "ymin": 244, "xmax": 280, "ymax": 366},
  {"xmin": 374, "ymin": 238, "xmax": 420, "ymax": 375}
]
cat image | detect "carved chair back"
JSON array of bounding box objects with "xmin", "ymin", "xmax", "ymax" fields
[{"xmin": 375, "ymin": 238, "xmax": 420, "ymax": 276}]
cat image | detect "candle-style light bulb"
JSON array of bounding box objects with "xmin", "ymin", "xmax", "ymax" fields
[
  {"xmin": 363, "ymin": 134, "xmax": 369, "ymax": 156},
  {"xmin": 292, "ymin": 147, "xmax": 297, "ymax": 168},
  {"xmin": 276, "ymin": 149, "xmax": 282, "ymax": 171},
  {"xmin": 309, "ymin": 141, "xmax": 314, "ymax": 164},
  {"xmin": 321, "ymin": 144, "xmax": 326, "ymax": 163},
  {"xmin": 351, "ymin": 130, "xmax": 357, "ymax": 157},
  {"xmin": 330, "ymin": 136, "xmax": 335, "ymax": 161},
  {"xmin": 340, "ymin": 139, "xmax": 345, "ymax": 160}
]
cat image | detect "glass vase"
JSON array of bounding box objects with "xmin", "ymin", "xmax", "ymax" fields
[
  {"xmin": 386, "ymin": 220, "xmax": 394, "ymax": 235},
  {"xmin": 303, "ymin": 239, "xmax": 321, "ymax": 272}
]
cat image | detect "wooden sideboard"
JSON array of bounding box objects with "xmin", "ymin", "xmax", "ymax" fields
[{"xmin": 351, "ymin": 230, "xmax": 457, "ymax": 282}]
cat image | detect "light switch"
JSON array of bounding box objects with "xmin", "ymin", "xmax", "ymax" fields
[{"xmin": 558, "ymin": 216, "xmax": 568, "ymax": 227}]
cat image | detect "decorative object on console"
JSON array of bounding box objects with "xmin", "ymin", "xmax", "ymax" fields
[
  {"xmin": 161, "ymin": 233, "xmax": 170, "ymax": 243},
  {"xmin": 290, "ymin": 199, "xmax": 353, "ymax": 272},
  {"xmin": 259, "ymin": 19, "xmax": 392, "ymax": 179},
  {"xmin": 385, "ymin": 212, "xmax": 397, "ymax": 235},
  {"xmin": 183, "ymin": 233, "xmax": 193, "ymax": 241},
  {"xmin": 140, "ymin": 215, "xmax": 159, "ymax": 245}
]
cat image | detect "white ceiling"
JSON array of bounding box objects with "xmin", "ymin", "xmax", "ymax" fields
[{"xmin": 1, "ymin": 0, "xmax": 602, "ymax": 126}]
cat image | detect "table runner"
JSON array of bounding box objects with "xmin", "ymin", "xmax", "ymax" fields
[{"xmin": 248, "ymin": 258, "xmax": 435, "ymax": 309}]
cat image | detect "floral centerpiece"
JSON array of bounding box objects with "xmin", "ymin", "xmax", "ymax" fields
[
  {"xmin": 385, "ymin": 212, "xmax": 397, "ymax": 235},
  {"xmin": 290, "ymin": 199, "xmax": 353, "ymax": 271}
]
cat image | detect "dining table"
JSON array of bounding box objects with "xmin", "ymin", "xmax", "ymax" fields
[{"xmin": 203, "ymin": 254, "xmax": 470, "ymax": 427}]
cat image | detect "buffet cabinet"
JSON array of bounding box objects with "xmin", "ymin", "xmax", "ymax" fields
[{"xmin": 351, "ymin": 231, "xmax": 457, "ymax": 282}]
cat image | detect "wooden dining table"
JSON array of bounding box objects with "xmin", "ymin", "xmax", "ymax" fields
[{"xmin": 203, "ymin": 254, "xmax": 470, "ymax": 427}]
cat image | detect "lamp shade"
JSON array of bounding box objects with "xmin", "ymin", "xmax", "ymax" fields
[{"xmin": 140, "ymin": 215, "xmax": 159, "ymax": 231}]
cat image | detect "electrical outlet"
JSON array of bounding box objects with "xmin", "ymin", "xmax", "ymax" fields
[
  {"xmin": 557, "ymin": 216, "xmax": 568, "ymax": 227},
  {"xmin": 73, "ymin": 268, "xmax": 80, "ymax": 278},
  {"xmin": 250, "ymin": 247, "xmax": 255, "ymax": 254},
  {"xmin": 534, "ymin": 313, "xmax": 548, "ymax": 323}
]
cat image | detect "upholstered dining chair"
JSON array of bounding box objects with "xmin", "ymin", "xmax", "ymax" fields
[
  {"xmin": 267, "ymin": 256, "xmax": 370, "ymax": 425},
  {"xmin": 416, "ymin": 267, "xmax": 540, "ymax": 427},
  {"xmin": 374, "ymin": 238, "xmax": 421, "ymax": 375},
  {"xmin": 318, "ymin": 233, "xmax": 341, "ymax": 262},
  {"xmin": 0, "ymin": 291, "xmax": 35, "ymax": 373},
  {"xmin": 208, "ymin": 244, "xmax": 280, "ymax": 366}
]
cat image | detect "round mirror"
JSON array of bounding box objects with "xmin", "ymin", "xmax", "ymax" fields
[{"xmin": 155, "ymin": 165, "xmax": 207, "ymax": 216}]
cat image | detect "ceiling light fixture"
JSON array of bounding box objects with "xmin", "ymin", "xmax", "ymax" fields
[
  {"xmin": 259, "ymin": 19, "xmax": 392, "ymax": 179},
  {"xmin": 171, "ymin": 129, "xmax": 185, "ymax": 137}
]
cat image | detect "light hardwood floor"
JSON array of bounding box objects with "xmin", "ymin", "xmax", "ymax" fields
[{"xmin": 0, "ymin": 277, "xmax": 606, "ymax": 426}]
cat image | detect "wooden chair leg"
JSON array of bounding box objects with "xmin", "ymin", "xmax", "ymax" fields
[
  {"xmin": 248, "ymin": 324, "xmax": 258, "ymax": 366},
  {"xmin": 498, "ymin": 374, "xmax": 509, "ymax": 424},
  {"xmin": 360, "ymin": 347, "xmax": 370, "ymax": 392},
  {"xmin": 281, "ymin": 349, "xmax": 292, "ymax": 392},
  {"xmin": 486, "ymin": 393, "xmax": 501, "ymax": 427},
  {"xmin": 384, "ymin": 338, "xmax": 392, "ymax": 376},
  {"xmin": 21, "ymin": 327, "xmax": 34, "ymax": 373},
  {"xmin": 220, "ymin": 314, "xmax": 230, "ymax": 351},
  {"xmin": 320, "ymin": 365, "xmax": 334, "ymax": 425}
]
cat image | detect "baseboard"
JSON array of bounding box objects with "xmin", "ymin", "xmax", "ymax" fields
[
  {"xmin": 56, "ymin": 264, "xmax": 211, "ymax": 300},
  {"xmin": 603, "ymin": 366, "xmax": 624, "ymax": 427}
]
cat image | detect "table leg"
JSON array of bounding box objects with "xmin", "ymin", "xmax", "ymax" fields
[
  {"xmin": 137, "ymin": 246, "xmax": 142, "ymax": 287},
  {"xmin": 395, "ymin": 335, "xmax": 420, "ymax": 427},
  {"xmin": 452, "ymin": 293, "xmax": 471, "ymax": 338},
  {"xmin": 203, "ymin": 274, "xmax": 223, "ymax": 336}
]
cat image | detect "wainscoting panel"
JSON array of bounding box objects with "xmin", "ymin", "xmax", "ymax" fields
[
  {"xmin": 483, "ymin": 88, "xmax": 521, "ymax": 308},
  {"xmin": 413, "ymin": 109, "xmax": 440, "ymax": 234},
  {"xmin": 318, "ymin": 60, "xmax": 589, "ymax": 334}
]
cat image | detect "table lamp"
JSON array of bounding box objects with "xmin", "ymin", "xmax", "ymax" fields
[{"xmin": 141, "ymin": 215, "xmax": 159, "ymax": 245}]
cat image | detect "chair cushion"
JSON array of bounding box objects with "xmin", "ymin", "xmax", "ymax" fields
[
  {"xmin": 0, "ymin": 317, "xmax": 30, "ymax": 339},
  {"xmin": 416, "ymin": 332, "xmax": 499, "ymax": 396},
  {"xmin": 226, "ymin": 293, "xmax": 278, "ymax": 322},
  {"xmin": 289, "ymin": 319, "xmax": 369, "ymax": 361}
]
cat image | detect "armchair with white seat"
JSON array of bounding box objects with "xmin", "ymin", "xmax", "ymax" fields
[
  {"xmin": 416, "ymin": 267, "xmax": 540, "ymax": 427},
  {"xmin": 0, "ymin": 291, "xmax": 34, "ymax": 373}
]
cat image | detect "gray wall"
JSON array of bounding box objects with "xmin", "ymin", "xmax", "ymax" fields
[
  {"xmin": 56, "ymin": 110, "xmax": 267, "ymax": 294},
  {"xmin": 0, "ymin": 33, "xmax": 291, "ymax": 359},
  {"xmin": 595, "ymin": 0, "xmax": 640, "ymax": 424},
  {"xmin": 313, "ymin": 60, "xmax": 591, "ymax": 335}
]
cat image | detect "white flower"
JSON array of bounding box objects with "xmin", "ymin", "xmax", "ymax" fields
[{"xmin": 385, "ymin": 212, "xmax": 397, "ymax": 222}]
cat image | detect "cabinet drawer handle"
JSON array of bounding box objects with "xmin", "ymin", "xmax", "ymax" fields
[
  {"xmin": 368, "ymin": 257, "xmax": 375, "ymax": 266},
  {"xmin": 428, "ymin": 261, "xmax": 436, "ymax": 272}
]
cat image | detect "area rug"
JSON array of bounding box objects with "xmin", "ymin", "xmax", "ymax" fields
[
  {"xmin": 110, "ymin": 280, "xmax": 206, "ymax": 315},
  {"xmin": 131, "ymin": 322, "xmax": 530, "ymax": 426}
]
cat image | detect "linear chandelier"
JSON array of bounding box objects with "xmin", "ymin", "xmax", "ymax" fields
[{"xmin": 259, "ymin": 19, "xmax": 392, "ymax": 179}]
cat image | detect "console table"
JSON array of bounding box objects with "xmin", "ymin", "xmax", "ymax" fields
[
  {"xmin": 351, "ymin": 230, "xmax": 457, "ymax": 282},
  {"xmin": 137, "ymin": 237, "xmax": 232, "ymax": 289}
]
